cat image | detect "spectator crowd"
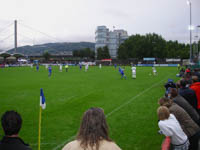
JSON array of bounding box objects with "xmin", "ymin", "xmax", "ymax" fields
[{"xmin": 158, "ymin": 67, "xmax": 200, "ymax": 150}]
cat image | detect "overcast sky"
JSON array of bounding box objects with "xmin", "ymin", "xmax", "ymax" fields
[{"xmin": 0, "ymin": 0, "xmax": 200, "ymax": 50}]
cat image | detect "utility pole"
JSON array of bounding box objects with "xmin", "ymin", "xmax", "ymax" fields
[{"xmin": 14, "ymin": 20, "xmax": 17, "ymax": 54}]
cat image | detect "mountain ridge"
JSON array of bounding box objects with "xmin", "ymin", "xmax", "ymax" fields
[{"xmin": 6, "ymin": 42, "xmax": 95, "ymax": 55}]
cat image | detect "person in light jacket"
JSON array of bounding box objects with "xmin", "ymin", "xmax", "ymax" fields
[
  {"xmin": 62, "ymin": 107, "xmax": 121, "ymax": 150},
  {"xmin": 157, "ymin": 106, "xmax": 189, "ymax": 150}
]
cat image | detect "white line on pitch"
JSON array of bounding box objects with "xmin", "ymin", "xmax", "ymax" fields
[{"xmin": 105, "ymin": 77, "xmax": 166, "ymax": 117}]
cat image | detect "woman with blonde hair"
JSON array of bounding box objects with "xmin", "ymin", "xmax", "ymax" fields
[
  {"xmin": 157, "ymin": 106, "xmax": 189, "ymax": 150},
  {"xmin": 62, "ymin": 107, "xmax": 121, "ymax": 150}
]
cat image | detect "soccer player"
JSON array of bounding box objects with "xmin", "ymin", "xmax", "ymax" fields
[
  {"xmin": 131, "ymin": 66, "xmax": 136, "ymax": 79},
  {"xmin": 48, "ymin": 65, "xmax": 52, "ymax": 77},
  {"xmin": 177, "ymin": 64, "xmax": 180, "ymax": 70},
  {"xmin": 85, "ymin": 63, "xmax": 89, "ymax": 72},
  {"xmin": 65, "ymin": 64, "xmax": 69, "ymax": 72},
  {"xmin": 99, "ymin": 63, "xmax": 102, "ymax": 69},
  {"xmin": 120, "ymin": 68, "xmax": 126, "ymax": 79},
  {"xmin": 45, "ymin": 64, "xmax": 48, "ymax": 70},
  {"xmin": 79, "ymin": 63, "xmax": 82, "ymax": 70},
  {"xmin": 114, "ymin": 64, "xmax": 117, "ymax": 69},
  {"xmin": 119, "ymin": 66, "xmax": 121, "ymax": 73},
  {"xmin": 36, "ymin": 64, "xmax": 39, "ymax": 71},
  {"xmin": 30, "ymin": 63, "xmax": 33, "ymax": 68},
  {"xmin": 152, "ymin": 67, "xmax": 157, "ymax": 76},
  {"xmin": 59, "ymin": 64, "xmax": 63, "ymax": 72}
]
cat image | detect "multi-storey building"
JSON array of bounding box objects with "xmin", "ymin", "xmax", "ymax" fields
[{"xmin": 95, "ymin": 26, "xmax": 128, "ymax": 58}]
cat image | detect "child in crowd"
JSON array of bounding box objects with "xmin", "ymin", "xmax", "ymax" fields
[{"xmin": 157, "ymin": 106, "xmax": 189, "ymax": 150}]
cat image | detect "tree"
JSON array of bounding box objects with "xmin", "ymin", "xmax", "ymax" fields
[
  {"xmin": 102, "ymin": 46, "xmax": 111, "ymax": 59},
  {"xmin": 96, "ymin": 46, "xmax": 111, "ymax": 60},
  {"xmin": 117, "ymin": 33, "xmax": 189, "ymax": 60},
  {"xmin": 117, "ymin": 44, "xmax": 128, "ymax": 59},
  {"xmin": 73, "ymin": 48, "xmax": 95, "ymax": 59},
  {"xmin": 43, "ymin": 51, "xmax": 51, "ymax": 61},
  {"xmin": 97, "ymin": 47, "xmax": 103, "ymax": 60}
]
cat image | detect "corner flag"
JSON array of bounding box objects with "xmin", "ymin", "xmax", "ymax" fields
[
  {"xmin": 40, "ymin": 88, "xmax": 46, "ymax": 109},
  {"xmin": 38, "ymin": 88, "xmax": 46, "ymax": 150}
]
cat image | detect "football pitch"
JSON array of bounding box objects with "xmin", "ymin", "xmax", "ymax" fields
[{"xmin": 0, "ymin": 66, "xmax": 178, "ymax": 150}]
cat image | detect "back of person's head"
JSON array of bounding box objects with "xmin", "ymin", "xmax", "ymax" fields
[
  {"xmin": 185, "ymin": 72, "xmax": 191, "ymax": 78},
  {"xmin": 192, "ymin": 76, "xmax": 199, "ymax": 83},
  {"xmin": 158, "ymin": 97, "xmax": 173, "ymax": 108},
  {"xmin": 1, "ymin": 110, "xmax": 22, "ymax": 136},
  {"xmin": 169, "ymin": 88, "xmax": 178, "ymax": 98},
  {"xmin": 176, "ymin": 80, "xmax": 181, "ymax": 89},
  {"xmin": 180, "ymin": 79, "xmax": 187, "ymax": 88},
  {"xmin": 157, "ymin": 106, "xmax": 170, "ymax": 120},
  {"xmin": 77, "ymin": 107, "xmax": 111, "ymax": 150}
]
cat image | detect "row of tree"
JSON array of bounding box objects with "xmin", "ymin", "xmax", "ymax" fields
[
  {"xmin": 72, "ymin": 46, "xmax": 111, "ymax": 60},
  {"xmin": 73, "ymin": 48, "xmax": 95, "ymax": 59},
  {"xmin": 118, "ymin": 33, "xmax": 199, "ymax": 60}
]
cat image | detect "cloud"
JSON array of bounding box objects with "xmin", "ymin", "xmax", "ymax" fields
[{"xmin": 0, "ymin": 0, "xmax": 199, "ymax": 49}]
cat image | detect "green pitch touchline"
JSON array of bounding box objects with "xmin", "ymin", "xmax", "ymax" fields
[{"xmin": 52, "ymin": 74, "xmax": 173, "ymax": 150}]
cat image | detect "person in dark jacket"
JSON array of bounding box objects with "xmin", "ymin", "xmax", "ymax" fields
[
  {"xmin": 193, "ymin": 69, "xmax": 200, "ymax": 81},
  {"xmin": 179, "ymin": 79, "xmax": 198, "ymax": 112},
  {"xmin": 0, "ymin": 110, "xmax": 32, "ymax": 150},
  {"xmin": 169, "ymin": 88, "xmax": 200, "ymax": 126}
]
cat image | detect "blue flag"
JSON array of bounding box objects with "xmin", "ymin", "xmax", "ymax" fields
[{"xmin": 40, "ymin": 88, "xmax": 46, "ymax": 109}]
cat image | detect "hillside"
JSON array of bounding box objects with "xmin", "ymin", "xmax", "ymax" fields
[{"xmin": 7, "ymin": 42, "xmax": 95, "ymax": 55}]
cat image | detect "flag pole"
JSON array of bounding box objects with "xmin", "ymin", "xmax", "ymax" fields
[{"xmin": 38, "ymin": 106, "xmax": 42, "ymax": 150}]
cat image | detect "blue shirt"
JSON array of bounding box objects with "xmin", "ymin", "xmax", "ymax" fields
[
  {"xmin": 120, "ymin": 70, "xmax": 124, "ymax": 75},
  {"xmin": 48, "ymin": 67, "xmax": 52, "ymax": 72}
]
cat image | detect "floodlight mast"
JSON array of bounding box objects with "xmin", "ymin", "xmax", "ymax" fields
[
  {"xmin": 187, "ymin": 1, "xmax": 192, "ymax": 64},
  {"xmin": 197, "ymin": 25, "xmax": 200, "ymax": 60}
]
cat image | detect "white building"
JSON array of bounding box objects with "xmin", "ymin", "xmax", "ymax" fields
[{"xmin": 95, "ymin": 26, "xmax": 128, "ymax": 58}]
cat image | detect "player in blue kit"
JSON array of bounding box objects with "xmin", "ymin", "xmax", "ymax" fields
[
  {"xmin": 120, "ymin": 68, "xmax": 126, "ymax": 79},
  {"xmin": 36, "ymin": 64, "xmax": 39, "ymax": 71},
  {"xmin": 79, "ymin": 63, "xmax": 82, "ymax": 70},
  {"xmin": 114, "ymin": 64, "xmax": 117, "ymax": 69},
  {"xmin": 119, "ymin": 66, "xmax": 121, "ymax": 73},
  {"xmin": 48, "ymin": 65, "xmax": 52, "ymax": 77}
]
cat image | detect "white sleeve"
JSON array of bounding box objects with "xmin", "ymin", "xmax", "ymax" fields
[{"xmin": 158, "ymin": 122, "xmax": 173, "ymax": 137}]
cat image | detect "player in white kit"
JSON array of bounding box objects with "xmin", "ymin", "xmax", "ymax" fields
[
  {"xmin": 152, "ymin": 67, "xmax": 157, "ymax": 75},
  {"xmin": 131, "ymin": 66, "xmax": 136, "ymax": 79},
  {"xmin": 59, "ymin": 64, "xmax": 63, "ymax": 72},
  {"xmin": 85, "ymin": 63, "xmax": 89, "ymax": 72}
]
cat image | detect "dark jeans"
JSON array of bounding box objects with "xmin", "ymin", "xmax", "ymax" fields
[{"xmin": 189, "ymin": 131, "xmax": 200, "ymax": 150}]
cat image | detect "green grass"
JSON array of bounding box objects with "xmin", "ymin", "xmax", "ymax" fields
[{"xmin": 0, "ymin": 65, "xmax": 179, "ymax": 150}]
